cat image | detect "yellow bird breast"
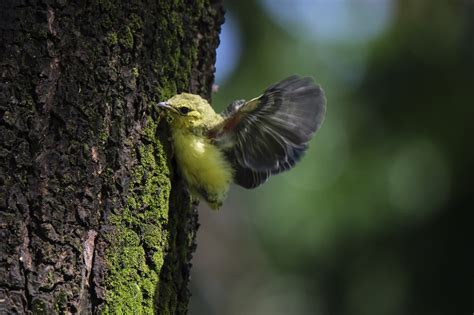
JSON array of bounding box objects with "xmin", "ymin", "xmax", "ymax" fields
[{"xmin": 171, "ymin": 129, "xmax": 234, "ymax": 207}]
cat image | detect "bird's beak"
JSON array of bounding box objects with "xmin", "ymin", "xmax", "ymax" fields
[
  {"xmin": 157, "ymin": 101, "xmax": 178, "ymax": 114},
  {"xmin": 157, "ymin": 101, "xmax": 172, "ymax": 110}
]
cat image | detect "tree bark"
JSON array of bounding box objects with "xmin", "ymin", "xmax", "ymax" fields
[{"xmin": 0, "ymin": 0, "xmax": 223, "ymax": 313}]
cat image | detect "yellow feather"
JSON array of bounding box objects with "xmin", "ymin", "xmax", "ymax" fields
[
  {"xmin": 159, "ymin": 93, "xmax": 232, "ymax": 209},
  {"xmin": 171, "ymin": 128, "xmax": 233, "ymax": 209}
]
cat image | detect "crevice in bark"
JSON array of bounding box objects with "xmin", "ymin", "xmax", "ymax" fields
[
  {"xmin": 154, "ymin": 175, "xmax": 198, "ymax": 315},
  {"xmin": 22, "ymin": 206, "xmax": 33, "ymax": 311},
  {"xmin": 87, "ymin": 230, "xmax": 100, "ymax": 313},
  {"xmin": 20, "ymin": 247, "xmax": 32, "ymax": 312}
]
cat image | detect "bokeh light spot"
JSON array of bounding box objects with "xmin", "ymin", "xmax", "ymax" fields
[
  {"xmin": 285, "ymin": 116, "xmax": 349, "ymax": 192},
  {"xmin": 387, "ymin": 139, "xmax": 451, "ymax": 218},
  {"xmin": 260, "ymin": 0, "xmax": 394, "ymax": 44}
]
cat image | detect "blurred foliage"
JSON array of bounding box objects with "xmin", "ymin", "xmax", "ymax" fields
[{"xmin": 190, "ymin": 1, "xmax": 474, "ymax": 315}]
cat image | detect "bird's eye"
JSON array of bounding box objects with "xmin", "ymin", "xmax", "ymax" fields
[{"xmin": 179, "ymin": 107, "xmax": 192, "ymax": 115}]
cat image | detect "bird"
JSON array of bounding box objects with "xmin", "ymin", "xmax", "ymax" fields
[{"xmin": 157, "ymin": 75, "xmax": 326, "ymax": 209}]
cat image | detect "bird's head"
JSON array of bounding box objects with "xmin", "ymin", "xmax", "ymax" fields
[{"xmin": 157, "ymin": 93, "xmax": 219, "ymax": 130}]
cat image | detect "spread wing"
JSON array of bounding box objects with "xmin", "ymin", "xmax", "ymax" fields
[{"xmin": 210, "ymin": 75, "xmax": 326, "ymax": 189}]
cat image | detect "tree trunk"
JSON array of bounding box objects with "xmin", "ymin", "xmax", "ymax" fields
[{"xmin": 0, "ymin": 0, "xmax": 223, "ymax": 313}]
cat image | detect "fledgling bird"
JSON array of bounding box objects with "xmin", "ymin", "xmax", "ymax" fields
[{"xmin": 158, "ymin": 75, "xmax": 326, "ymax": 209}]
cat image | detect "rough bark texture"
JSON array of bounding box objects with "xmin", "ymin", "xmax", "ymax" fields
[{"xmin": 0, "ymin": 0, "xmax": 224, "ymax": 313}]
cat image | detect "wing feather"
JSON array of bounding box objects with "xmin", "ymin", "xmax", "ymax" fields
[{"xmin": 212, "ymin": 75, "xmax": 326, "ymax": 189}]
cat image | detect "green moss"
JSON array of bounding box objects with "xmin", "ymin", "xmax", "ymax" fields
[
  {"xmin": 106, "ymin": 32, "xmax": 118, "ymax": 46},
  {"xmin": 103, "ymin": 117, "xmax": 171, "ymax": 314},
  {"xmin": 46, "ymin": 269, "xmax": 54, "ymax": 288},
  {"xmin": 120, "ymin": 26, "xmax": 134, "ymax": 49},
  {"xmin": 129, "ymin": 13, "xmax": 143, "ymax": 31},
  {"xmin": 99, "ymin": 129, "xmax": 109, "ymax": 143},
  {"xmin": 97, "ymin": 0, "xmax": 114, "ymax": 11},
  {"xmin": 32, "ymin": 299, "xmax": 47, "ymax": 315},
  {"xmin": 115, "ymin": 14, "xmax": 144, "ymax": 51},
  {"xmin": 156, "ymin": 78, "xmax": 177, "ymax": 101},
  {"xmin": 54, "ymin": 291, "xmax": 67, "ymax": 313},
  {"xmin": 132, "ymin": 67, "xmax": 139, "ymax": 78}
]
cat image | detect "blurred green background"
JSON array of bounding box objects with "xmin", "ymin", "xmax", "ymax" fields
[{"xmin": 189, "ymin": 1, "xmax": 474, "ymax": 314}]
